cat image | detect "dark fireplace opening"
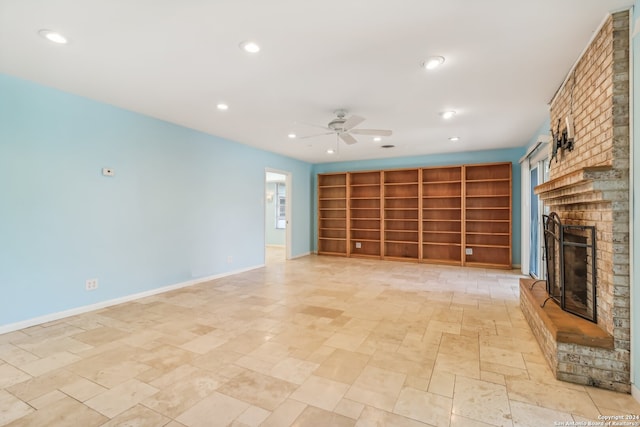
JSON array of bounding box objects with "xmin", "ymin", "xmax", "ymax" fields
[{"xmin": 543, "ymin": 212, "xmax": 597, "ymax": 322}]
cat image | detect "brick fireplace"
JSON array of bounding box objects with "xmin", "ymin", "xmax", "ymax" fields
[{"xmin": 521, "ymin": 10, "xmax": 630, "ymax": 393}]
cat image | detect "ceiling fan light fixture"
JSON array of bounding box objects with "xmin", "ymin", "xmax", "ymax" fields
[
  {"xmin": 239, "ymin": 40, "xmax": 260, "ymax": 53},
  {"xmin": 422, "ymin": 56, "xmax": 445, "ymax": 70},
  {"xmin": 38, "ymin": 29, "xmax": 68, "ymax": 44},
  {"xmin": 440, "ymin": 110, "xmax": 456, "ymax": 120}
]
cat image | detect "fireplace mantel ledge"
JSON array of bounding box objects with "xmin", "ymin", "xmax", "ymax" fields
[{"xmin": 533, "ymin": 165, "xmax": 626, "ymax": 206}]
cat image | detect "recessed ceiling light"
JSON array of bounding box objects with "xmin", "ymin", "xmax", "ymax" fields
[
  {"xmin": 440, "ymin": 110, "xmax": 456, "ymax": 120},
  {"xmin": 422, "ymin": 56, "xmax": 445, "ymax": 70},
  {"xmin": 381, "ymin": 144, "xmax": 395, "ymax": 149},
  {"xmin": 288, "ymin": 133, "xmax": 296, "ymax": 139},
  {"xmin": 449, "ymin": 136, "xmax": 460, "ymax": 142},
  {"xmin": 239, "ymin": 40, "xmax": 260, "ymax": 53},
  {"xmin": 38, "ymin": 29, "xmax": 68, "ymax": 44},
  {"xmin": 216, "ymin": 103, "xmax": 229, "ymax": 111},
  {"xmin": 327, "ymin": 148, "xmax": 335, "ymax": 154},
  {"xmin": 373, "ymin": 137, "xmax": 382, "ymax": 142}
]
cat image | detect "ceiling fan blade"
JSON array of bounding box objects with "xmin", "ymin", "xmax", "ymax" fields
[
  {"xmin": 350, "ymin": 129, "xmax": 393, "ymax": 136},
  {"xmin": 339, "ymin": 133, "xmax": 358, "ymax": 145},
  {"xmin": 298, "ymin": 132, "xmax": 334, "ymax": 139},
  {"xmin": 296, "ymin": 121, "xmax": 330, "ymax": 131},
  {"xmin": 342, "ymin": 115, "xmax": 365, "ymax": 131}
]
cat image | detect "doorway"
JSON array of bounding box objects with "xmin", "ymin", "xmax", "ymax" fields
[
  {"xmin": 528, "ymin": 156, "xmax": 550, "ymax": 279},
  {"xmin": 265, "ymin": 169, "xmax": 292, "ymax": 264}
]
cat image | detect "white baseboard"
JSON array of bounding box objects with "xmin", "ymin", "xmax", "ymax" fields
[
  {"xmin": 633, "ymin": 383, "xmax": 640, "ymax": 403},
  {"xmin": 289, "ymin": 251, "xmax": 311, "ymax": 260},
  {"xmin": 0, "ymin": 264, "xmax": 263, "ymax": 335}
]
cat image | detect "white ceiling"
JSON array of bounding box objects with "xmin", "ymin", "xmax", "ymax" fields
[{"xmin": 0, "ymin": 0, "xmax": 633, "ymax": 164}]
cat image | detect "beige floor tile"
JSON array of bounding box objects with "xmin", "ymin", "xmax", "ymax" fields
[
  {"xmin": 313, "ymin": 348, "xmax": 369, "ymax": 384},
  {"xmin": 480, "ymin": 345, "xmax": 526, "ymax": 370},
  {"xmin": 324, "ymin": 331, "xmax": 370, "ymax": 352},
  {"xmin": 428, "ymin": 370, "xmax": 455, "ymax": 397},
  {"xmin": 175, "ymin": 391, "xmax": 249, "ymax": 427},
  {"xmin": 85, "ymin": 378, "xmax": 159, "ymax": 418},
  {"xmin": 290, "ymin": 375, "xmax": 350, "ymax": 411},
  {"xmin": 142, "ymin": 367, "xmax": 221, "ymax": 418},
  {"xmin": 59, "ymin": 377, "xmax": 108, "ymax": 402},
  {"xmin": 355, "ymin": 406, "xmax": 431, "ymax": 427},
  {"xmin": 234, "ymin": 405, "xmax": 271, "ymax": 426},
  {"xmin": 0, "ymin": 389, "xmax": 34, "ymax": 425},
  {"xmin": 5, "ymin": 395, "xmax": 107, "ymax": 427},
  {"xmin": 217, "ymin": 369, "xmax": 297, "ymax": 411},
  {"xmin": 480, "ymin": 369, "xmax": 506, "ymax": 386},
  {"xmin": 334, "ymin": 398, "xmax": 365, "ymax": 420},
  {"xmin": 506, "ymin": 378, "xmax": 601, "ymax": 420},
  {"xmin": 234, "ymin": 354, "xmax": 277, "ymax": 375},
  {"xmin": 178, "ymin": 332, "xmax": 228, "ymax": 355},
  {"xmin": 19, "ymin": 351, "xmax": 81, "ymax": 376},
  {"xmin": 393, "ymin": 386, "xmax": 452, "ymax": 426},
  {"xmin": 0, "ymin": 363, "xmax": 32, "ymax": 388},
  {"xmin": 6, "ymin": 368, "xmax": 80, "ymax": 402},
  {"xmin": 587, "ymin": 386, "xmax": 640, "ymax": 413},
  {"xmin": 345, "ymin": 365, "xmax": 407, "ymax": 411},
  {"xmin": 453, "ymin": 376, "xmax": 512, "ymax": 427},
  {"xmin": 449, "ymin": 414, "xmax": 495, "ymax": 426},
  {"xmin": 509, "ymin": 400, "xmax": 573, "ymax": 427},
  {"xmin": 17, "ymin": 336, "xmax": 93, "ymax": 358},
  {"xmin": 0, "ymin": 343, "xmax": 40, "ymax": 366},
  {"xmin": 293, "ymin": 405, "xmax": 355, "ymax": 426},
  {"xmin": 260, "ymin": 399, "xmax": 307, "ymax": 427},
  {"xmin": 369, "ymin": 350, "xmax": 432, "ymax": 378},
  {"xmin": 100, "ymin": 404, "xmax": 171, "ymax": 427},
  {"xmin": 72, "ymin": 326, "xmax": 129, "ymax": 347},
  {"xmin": 28, "ymin": 389, "xmax": 67, "ymax": 409},
  {"xmin": 269, "ymin": 356, "xmax": 319, "ymax": 384},
  {"xmin": 433, "ymin": 351, "xmax": 480, "ymax": 379},
  {"xmin": 438, "ymin": 333, "xmax": 479, "ymax": 356}
]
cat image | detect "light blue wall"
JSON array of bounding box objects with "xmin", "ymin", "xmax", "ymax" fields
[
  {"xmin": 632, "ymin": 1, "xmax": 639, "ymax": 395},
  {"xmin": 265, "ymin": 182, "xmax": 286, "ymax": 245},
  {"xmin": 312, "ymin": 147, "xmax": 527, "ymax": 265},
  {"xmin": 0, "ymin": 74, "xmax": 312, "ymax": 326},
  {"xmin": 526, "ymin": 118, "xmax": 551, "ymax": 150}
]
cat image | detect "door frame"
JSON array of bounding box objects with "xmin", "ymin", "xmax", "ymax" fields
[
  {"xmin": 265, "ymin": 168, "xmax": 292, "ymax": 260},
  {"xmin": 520, "ymin": 136, "xmax": 550, "ymax": 276}
]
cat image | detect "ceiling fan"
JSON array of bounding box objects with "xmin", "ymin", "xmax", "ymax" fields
[{"xmin": 300, "ymin": 109, "xmax": 392, "ymax": 145}]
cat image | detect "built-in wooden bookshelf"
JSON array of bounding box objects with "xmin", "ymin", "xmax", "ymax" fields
[
  {"xmin": 383, "ymin": 169, "xmax": 420, "ymax": 261},
  {"xmin": 317, "ymin": 173, "xmax": 348, "ymax": 256},
  {"xmin": 349, "ymin": 171, "xmax": 382, "ymax": 258},
  {"xmin": 422, "ymin": 166, "xmax": 463, "ymax": 265},
  {"xmin": 317, "ymin": 162, "xmax": 512, "ymax": 269},
  {"xmin": 464, "ymin": 163, "xmax": 512, "ymax": 268}
]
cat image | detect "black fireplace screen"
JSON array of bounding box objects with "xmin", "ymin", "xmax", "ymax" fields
[{"xmin": 543, "ymin": 212, "xmax": 597, "ymax": 322}]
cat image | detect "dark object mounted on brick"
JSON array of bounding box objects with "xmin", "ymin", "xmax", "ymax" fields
[{"xmin": 550, "ymin": 118, "xmax": 574, "ymax": 163}]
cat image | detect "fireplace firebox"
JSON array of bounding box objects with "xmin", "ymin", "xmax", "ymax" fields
[{"xmin": 542, "ymin": 212, "xmax": 597, "ymax": 322}]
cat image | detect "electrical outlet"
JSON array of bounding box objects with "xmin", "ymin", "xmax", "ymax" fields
[
  {"xmin": 355, "ymin": 242, "xmax": 362, "ymax": 249},
  {"xmin": 102, "ymin": 167, "xmax": 115, "ymax": 177},
  {"xmin": 465, "ymin": 248, "xmax": 473, "ymax": 255},
  {"xmin": 85, "ymin": 278, "xmax": 98, "ymax": 291},
  {"xmin": 227, "ymin": 256, "xmax": 233, "ymax": 264}
]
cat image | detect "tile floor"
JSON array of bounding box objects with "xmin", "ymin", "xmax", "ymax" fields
[{"xmin": 1, "ymin": 254, "xmax": 639, "ymax": 426}]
